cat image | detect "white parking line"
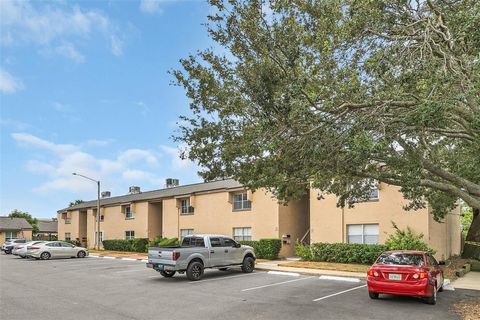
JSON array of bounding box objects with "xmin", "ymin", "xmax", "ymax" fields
[
  {"xmin": 242, "ymin": 276, "xmax": 315, "ymax": 291},
  {"xmin": 189, "ymin": 271, "xmax": 265, "ymax": 284},
  {"xmin": 312, "ymin": 284, "xmax": 367, "ymax": 302},
  {"xmin": 103, "ymin": 256, "xmax": 116, "ymax": 259},
  {"xmin": 267, "ymin": 271, "xmax": 300, "ymax": 277},
  {"xmin": 319, "ymin": 275, "xmax": 361, "ymax": 283}
]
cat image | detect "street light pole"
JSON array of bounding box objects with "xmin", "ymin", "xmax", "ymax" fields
[{"xmin": 72, "ymin": 173, "xmax": 101, "ymax": 250}]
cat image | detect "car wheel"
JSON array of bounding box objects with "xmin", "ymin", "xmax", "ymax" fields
[
  {"xmin": 368, "ymin": 292, "xmax": 379, "ymax": 299},
  {"xmin": 218, "ymin": 268, "xmax": 229, "ymax": 271},
  {"xmin": 241, "ymin": 256, "xmax": 255, "ymax": 273},
  {"xmin": 159, "ymin": 270, "xmax": 176, "ymax": 278},
  {"xmin": 425, "ymin": 285, "xmax": 437, "ymax": 305},
  {"xmin": 40, "ymin": 252, "xmax": 51, "ymax": 260},
  {"xmin": 186, "ymin": 261, "xmax": 204, "ymax": 281},
  {"xmin": 77, "ymin": 251, "xmax": 86, "ymax": 258}
]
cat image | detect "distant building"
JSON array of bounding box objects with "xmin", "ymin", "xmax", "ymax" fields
[
  {"xmin": 0, "ymin": 217, "xmax": 33, "ymax": 243},
  {"xmin": 35, "ymin": 219, "xmax": 58, "ymax": 240}
]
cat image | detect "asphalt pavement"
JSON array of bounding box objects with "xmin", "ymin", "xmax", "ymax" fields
[{"xmin": 1, "ymin": 253, "xmax": 478, "ymax": 320}]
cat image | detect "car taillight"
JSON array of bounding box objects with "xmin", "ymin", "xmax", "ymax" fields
[
  {"xmin": 413, "ymin": 271, "xmax": 428, "ymax": 279},
  {"xmin": 172, "ymin": 251, "xmax": 180, "ymax": 261},
  {"xmin": 367, "ymin": 269, "xmax": 379, "ymax": 277}
]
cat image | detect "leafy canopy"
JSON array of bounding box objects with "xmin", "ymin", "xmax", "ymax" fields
[
  {"xmin": 173, "ymin": 0, "xmax": 480, "ymax": 223},
  {"xmin": 8, "ymin": 209, "xmax": 39, "ymax": 234}
]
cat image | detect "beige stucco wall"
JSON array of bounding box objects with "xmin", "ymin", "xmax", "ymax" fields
[
  {"xmin": 310, "ymin": 183, "xmax": 460, "ymax": 259},
  {"xmin": 58, "ymin": 210, "xmax": 83, "ymax": 241},
  {"xmin": 148, "ymin": 202, "xmax": 163, "ymax": 239},
  {"xmin": 162, "ymin": 189, "xmax": 280, "ymax": 240},
  {"xmin": 278, "ymin": 195, "xmax": 310, "ymax": 257}
]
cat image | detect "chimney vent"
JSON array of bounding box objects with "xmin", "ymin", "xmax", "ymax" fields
[
  {"xmin": 166, "ymin": 178, "xmax": 180, "ymax": 188},
  {"xmin": 129, "ymin": 186, "xmax": 141, "ymax": 194},
  {"xmin": 101, "ymin": 191, "xmax": 111, "ymax": 198}
]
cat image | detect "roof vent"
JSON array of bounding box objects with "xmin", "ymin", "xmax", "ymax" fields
[
  {"xmin": 129, "ymin": 186, "xmax": 141, "ymax": 194},
  {"xmin": 166, "ymin": 178, "xmax": 179, "ymax": 188},
  {"xmin": 101, "ymin": 191, "xmax": 111, "ymax": 198}
]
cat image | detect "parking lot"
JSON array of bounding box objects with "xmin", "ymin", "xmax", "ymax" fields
[{"xmin": 1, "ymin": 254, "xmax": 478, "ymax": 320}]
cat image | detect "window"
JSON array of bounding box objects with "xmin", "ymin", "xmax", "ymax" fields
[
  {"xmin": 233, "ymin": 227, "xmax": 252, "ymax": 241},
  {"xmin": 222, "ymin": 238, "xmax": 236, "ymax": 247},
  {"xmin": 181, "ymin": 236, "xmax": 205, "ymax": 247},
  {"xmin": 65, "ymin": 233, "xmax": 71, "ymax": 241},
  {"xmin": 367, "ymin": 186, "xmax": 379, "ymax": 200},
  {"xmin": 210, "ymin": 237, "xmax": 222, "ymax": 247},
  {"xmin": 376, "ymin": 253, "xmax": 425, "ymax": 266},
  {"xmin": 95, "ymin": 214, "xmax": 104, "ymax": 222},
  {"xmin": 46, "ymin": 242, "xmax": 61, "ymax": 247},
  {"xmin": 124, "ymin": 206, "xmax": 134, "ymax": 219},
  {"xmin": 232, "ymin": 192, "xmax": 252, "ymax": 211},
  {"xmin": 61, "ymin": 242, "xmax": 75, "ymax": 248},
  {"xmin": 180, "ymin": 198, "xmax": 194, "ymax": 214},
  {"xmin": 65, "ymin": 218, "xmax": 71, "ymax": 224},
  {"xmin": 5, "ymin": 231, "xmax": 17, "ymax": 239},
  {"xmin": 428, "ymin": 255, "xmax": 438, "ymax": 266},
  {"xmin": 125, "ymin": 231, "xmax": 135, "ymax": 240},
  {"xmin": 349, "ymin": 180, "xmax": 379, "ymax": 202},
  {"xmin": 347, "ymin": 224, "xmax": 379, "ymax": 244},
  {"xmin": 180, "ymin": 229, "xmax": 193, "ymax": 239}
]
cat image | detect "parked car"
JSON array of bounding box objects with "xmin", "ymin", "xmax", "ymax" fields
[
  {"xmin": 26, "ymin": 241, "xmax": 88, "ymax": 260},
  {"xmin": 13, "ymin": 241, "xmax": 46, "ymax": 258},
  {"xmin": 2, "ymin": 239, "xmax": 28, "ymax": 254},
  {"xmin": 147, "ymin": 234, "xmax": 256, "ymax": 281},
  {"xmin": 367, "ymin": 250, "xmax": 444, "ymax": 305}
]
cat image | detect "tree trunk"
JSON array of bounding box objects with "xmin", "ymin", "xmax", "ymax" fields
[{"xmin": 462, "ymin": 208, "xmax": 480, "ymax": 259}]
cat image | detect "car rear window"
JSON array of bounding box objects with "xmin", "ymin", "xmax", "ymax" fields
[
  {"xmin": 182, "ymin": 237, "xmax": 205, "ymax": 247},
  {"xmin": 376, "ymin": 253, "xmax": 425, "ymax": 266}
]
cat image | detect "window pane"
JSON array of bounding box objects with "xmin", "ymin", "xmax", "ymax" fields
[
  {"xmin": 364, "ymin": 224, "xmax": 379, "ymax": 236},
  {"xmin": 376, "ymin": 253, "xmax": 424, "ymax": 266},
  {"xmin": 210, "ymin": 237, "xmax": 222, "ymax": 247},
  {"xmin": 347, "ymin": 225, "xmax": 363, "ymax": 236},
  {"xmin": 364, "ymin": 235, "xmax": 378, "ymax": 244},
  {"xmin": 222, "ymin": 238, "xmax": 235, "ymax": 247},
  {"xmin": 348, "ymin": 235, "xmax": 363, "ymax": 244}
]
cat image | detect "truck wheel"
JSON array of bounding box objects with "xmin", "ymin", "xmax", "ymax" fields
[
  {"xmin": 187, "ymin": 261, "xmax": 204, "ymax": 281},
  {"xmin": 159, "ymin": 270, "xmax": 176, "ymax": 278},
  {"xmin": 241, "ymin": 256, "xmax": 255, "ymax": 273}
]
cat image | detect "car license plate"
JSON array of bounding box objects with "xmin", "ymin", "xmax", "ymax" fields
[
  {"xmin": 154, "ymin": 264, "xmax": 164, "ymax": 270},
  {"xmin": 389, "ymin": 273, "xmax": 402, "ymax": 280}
]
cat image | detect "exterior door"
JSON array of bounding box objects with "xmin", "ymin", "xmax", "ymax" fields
[
  {"xmin": 61, "ymin": 242, "xmax": 76, "ymax": 256},
  {"xmin": 221, "ymin": 237, "xmax": 241, "ymax": 264},
  {"xmin": 428, "ymin": 255, "xmax": 443, "ymax": 288},
  {"xmin": 208, "ymin": 237, "xmax": 226, "ymax": 267},
  {"xmin": 45, "ymin": 242, "xmax": 63, "ymax": 258}
]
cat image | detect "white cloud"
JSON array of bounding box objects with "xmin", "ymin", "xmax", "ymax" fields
[
  {"xmin": 0, "ymin": 1, "xmax": 124, "ymax": 60},
  {"xmin": 85, "ymin": 139, "xmax": 115, "ymax": 147},
  {"xmin": 0, "ymin": 118, "xmax": 31, "ymax": 130},
  {"xmin": 55, "ymin": 42, "xmax": 85, "ymax": 63},
  {"xmin": 139, "ymin": 0, "xmax": 162, "ymax": 14},
  {"xmin": 0, "ymin": 68, "xmax": 24, "ymax": 93},
  {"xmin": 160, "ymin": 144, "xmax": 195, "ymax": 170}
]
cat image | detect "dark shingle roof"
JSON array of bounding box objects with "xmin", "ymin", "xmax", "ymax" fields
[
  {"xmin": 58, "ymin": 179, "xmax": 243, "ymax": 213},
  {"xmin": 37, "ymin": 219, "xmax": 58, "ymax": 233},
  {"xmin": 0, "ymin": 217, "xmax": 33, "ymax": 231}
]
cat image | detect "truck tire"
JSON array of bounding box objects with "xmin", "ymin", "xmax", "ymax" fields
[
  {"xmin": 186, "ymin": 261, "xmax": 204, "ymax": 281},
  {"xmin": 159, "ymin": 270, "xmax": 176, "ymax": 278},
  {"xmin": 241, "ymin": 256, "xmax": 255, "ymax": 273}
]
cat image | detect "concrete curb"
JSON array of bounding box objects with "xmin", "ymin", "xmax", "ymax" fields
[
  {"xmin": 90, "ymin": 254, "xmax": 148, "ymax": 263},
  {"xmin": 256, "ymin": 263, "xmax": 367, "ymax": 279}
]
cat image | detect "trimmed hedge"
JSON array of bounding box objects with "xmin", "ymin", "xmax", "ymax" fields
[
  {"xmin": 148, "ymin": 237, "xmax": 179, "ymax": 248},
  {"xmin": 295, "ymin": 242, "xmax": 388, "ymax": 265},
  {"xmin": 102, "ymin": 238, "xmax": 149, "ymax": 253},
  {"xmin": 239, "ymin": 238, "xmax": 282, "ymax": 259}
]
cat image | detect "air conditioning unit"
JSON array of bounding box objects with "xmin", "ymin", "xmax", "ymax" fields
[
  {"xmin": 129, "ymin": 186, "xmax": 141, "ymax": 194},
  {"xmin": 166, "ymin": 178, "xmax": 180, "ymax": 188},
  {"xmin": 101, "ymin": 191, "xmax": 111, "ymax": 198}
]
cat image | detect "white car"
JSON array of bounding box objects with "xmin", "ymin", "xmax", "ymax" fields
[
  {"xmin": 13, "ymin": 241, "xmax": 46, "ymax": 258},
  {"xmin": 26, "ymin": 241, "xmax": 88, "ymax": 260}
]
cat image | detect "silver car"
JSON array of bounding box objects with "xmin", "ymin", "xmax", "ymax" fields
[
  {"xmin": 26, "ymin": 241, "xmax": 88, "ymax": 260},
  {"xmin": 2, "ymin": 239, "xmax": 27, "ymax": 254},
  {"xmin": 13, "ymin": 241, "xmax": 46, "ymax": 258}
]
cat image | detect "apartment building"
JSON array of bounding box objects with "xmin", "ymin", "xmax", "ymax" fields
[
  {"xmin": 58, "ymin": 179, "xmax": 309, "ymax": 257},
  {"xmin": 310, "ymin": 182, "xmax": 462, "ymax": 260},
  {"xmin": 58, "ymin": 179, "xmax": 461, "ymax": 259}
]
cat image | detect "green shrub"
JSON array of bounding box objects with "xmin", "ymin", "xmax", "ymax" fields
[
  {"xmin": 102, "ymin": 238, "xmax": 149, "ymax": 252},
  {"xmin": 147, "ymin": 237, "xmax": 179, "ymax": 249},
  {"xmin": 131, "ymin": 238, "xmax": 149, "ymax": 253},
  {"xmin": 239, "ymin": 238, "xmax": 282, "ymax": 259},
  {"xmin": 295, "ymin": 242, "xmax": 388, "ymax": 264},
  {"xmin": 385, "ymin": 222, "xmax": 435, "ymax": 254}
]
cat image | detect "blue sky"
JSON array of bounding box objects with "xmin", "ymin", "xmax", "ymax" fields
[{"xmin": 0, "ymin": 0, "xmax": 212, "ymax": 218}]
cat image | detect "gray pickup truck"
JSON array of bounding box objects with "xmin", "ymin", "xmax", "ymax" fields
[{"xmin": 146, "ymin": 234, "xmax": 256, "ymax": 281}]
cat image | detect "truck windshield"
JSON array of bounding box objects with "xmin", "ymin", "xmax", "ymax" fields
[
  {"xmin": 182, "ymin": 237, "xmax": 205, "ymax": 247},
  {"xmin": 376, "ymin": 253, "xmax": 425, "ymax": 266}
]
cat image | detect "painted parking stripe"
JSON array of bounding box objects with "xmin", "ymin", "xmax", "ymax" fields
[
  {"xmin": 242, "ymin": 276, "xmax": 315, "ymax": 291},
  {"xmin": 121, "ymin": 258, "xmax": 137, "ymax": 261},
  {"xmin": 189, "ymin": 271, "xmax": 265, "ymax": 284},
  {"xmin": 268, "ymin": 271, "xmax": 300, "ymax": 277},
  {"xmin": 319, "ymin": 275, "xmax": 361, "ymax": 283},
  {"xmin": 312, "ymin": 284, "xmax": 367, "ymax": 302}
]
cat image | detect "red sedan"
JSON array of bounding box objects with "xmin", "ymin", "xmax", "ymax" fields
[{"xmin": 367, "ymin": 250, "xmax": 444, "ymax": 305}]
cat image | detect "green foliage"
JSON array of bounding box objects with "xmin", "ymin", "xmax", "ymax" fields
[
  {"xmin": 148, "ymin": 237, "xmax": 179, "ymax": 248},
  {"xmin": 68, "ymin": 200, "xmax": 84, "ymax": 207},
  {"xmin": 295, "ymin": 242, "xmax": 388, "ymax": 265},
  {"xmin": 239, "ymin": 238, "xmax": 282, "ymax": 259},
  {"xmin": 102, "ymin": 238, "xmax": 149, "ymax": 253},
  {"xmin": 8, "ymin": 210, "xmax": 39, "ymax": 234},
  {"xmin": 384, "ymin": 222, "xmax": 435, "ymax": 254},
  {"xmin": 173, "ymin": 0, "xmax": 480, "ymax": 240},
  {"xmin": 461, "ymin": 206, "xmax": 473, "ymax": 238}
]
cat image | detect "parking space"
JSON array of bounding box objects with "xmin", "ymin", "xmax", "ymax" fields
[{"xmin": 1, "ymin": 254, "xmax": 478, "ymax": 320}]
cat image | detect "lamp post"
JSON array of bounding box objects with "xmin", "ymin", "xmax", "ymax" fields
[{"xmin": 72, "ymin": 173, "xmax": 101, "ymax": 250}]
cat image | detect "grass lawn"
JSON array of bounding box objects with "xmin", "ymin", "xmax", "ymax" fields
[{"xmin": 278, "ymin": 261, "xmax": 370, "ymax": 273}]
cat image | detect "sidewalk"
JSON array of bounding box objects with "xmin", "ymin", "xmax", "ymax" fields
[{"xmin": 452, "ymin": 271, "xmax": 480, "ymax": 290}]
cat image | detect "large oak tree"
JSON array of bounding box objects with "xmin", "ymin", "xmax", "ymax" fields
[{"xmin": 173, "ymin": 0, "xmax": 480, "ymax": 257}]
